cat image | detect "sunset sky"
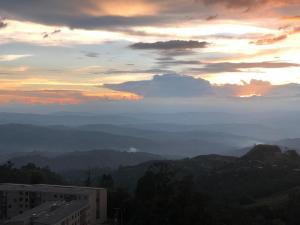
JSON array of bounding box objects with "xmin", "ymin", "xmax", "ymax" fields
[{"xmin": 1, "ymin": 0, "xmax": 300, "ymax": 109}]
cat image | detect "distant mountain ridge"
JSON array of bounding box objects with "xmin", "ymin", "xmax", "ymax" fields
[
  {"xmin": 2, "ymin": 111, "xmax": 300, "ymax": 142},
  {"xmin": 111, "ymin": 144, "xmax": 300, "ymax": 191},
  {"xmin": 8, "ymin": 149, "xmax": 163, "ymax": 171},
  {"xmin": 0, "ymin": 123, "xmax": 260, "ymax": 156},
  {"xmin": 0, "ymin": 123, "xmax": 156, "ymax": 153},
  {"xmin": 277, "ymin": 138, "xmax": 300, "ymax": 151}
]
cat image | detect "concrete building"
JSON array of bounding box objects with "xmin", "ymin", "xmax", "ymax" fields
[
  {"xmin": 4, "ymin": 200, "xmax": 88, "ymax": 225},
  {"xmin": 0, "ymin": 184, "xmax": 107, "ymax": 225}
]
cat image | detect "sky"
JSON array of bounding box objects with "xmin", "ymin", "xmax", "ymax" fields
[{"xmin": 1, "ymin": 0, "xmax": 300, "ymax": 112}]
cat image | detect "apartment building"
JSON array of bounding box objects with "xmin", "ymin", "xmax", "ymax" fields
[
  {"xmin": 4, "ymin": 200, "xmax": 88, "ymax": 225},
  {"xmin": 0, "ymin": 184, "xmax": 107, "ymax": 225}
]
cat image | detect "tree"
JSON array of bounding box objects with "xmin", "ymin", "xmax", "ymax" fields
[
  {"xmin": 287, "ymin": 191, "xmax": 300, "ymax": 225},
  {"xmin": 131, "ymin": 162, "xmax": 212, "ymax": 225},
  {"xmin": 99, "ymin": 174, "xmax": 114, "ymax": 189},
  {"xmin": 84, "ymin": 169, "xmax": 92, "ymax": 187}
]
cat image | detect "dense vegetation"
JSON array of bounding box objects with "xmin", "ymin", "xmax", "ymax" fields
[
  {"xmin": 0, "ymin": 162, "xmax": 63, "ymax": 184},
  {"xmin": 104, "ymin": 145, "xmax": 300, "ymax": 225}
]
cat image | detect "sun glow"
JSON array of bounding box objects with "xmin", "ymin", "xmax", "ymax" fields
[
  {"xmin": 0, "ymin": 20, "xmax": 132, "ymax": 46},
  {"xmin": 238, "ymin": 94, "xmax": 262, "ymax": 98},
  {"xmin": 87, "ymin": 0, "xmax": 159, "ymax": 17},
  {"xmin": 202, "ymin": 65, "xmax": 300, "ymax": 85}
]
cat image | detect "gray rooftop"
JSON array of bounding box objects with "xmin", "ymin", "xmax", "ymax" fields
[
  {"xmin": 6, "ymin": 200, "xmax": 88, "ymax": 225},
  {"xmin": 0, "ymin": 183, "xmax": 104, "ymax": 195}
]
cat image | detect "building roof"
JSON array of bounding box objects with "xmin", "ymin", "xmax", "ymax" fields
[
  {"xmin": 34, "ymin": 200, "xmax": 88, "ymax": 225},
  {"xmin": 0, "ymin": 183, "xmax": 105, "ymax": 195},
  {"xmin": 6, "ymin": 200, "xmax": 88, "ymax": 225}
]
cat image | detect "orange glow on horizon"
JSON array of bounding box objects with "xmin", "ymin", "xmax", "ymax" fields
[
  {"xmin": 233, "ymin": 80, "xmax": 273, "ymax": 98},
  {"xmin": 0, "ymin": 90, "xmax": 143, "ymax": 105}
]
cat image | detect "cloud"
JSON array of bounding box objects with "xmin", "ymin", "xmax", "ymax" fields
[
  {"xmin": 252, "ymin": 34, "xmax": 288, "ymax": 45},
  {"xmin": 265, "ymin": 83, "xmax": 300, "ymax": 97},
  {"xmin": 0, "ymin": 20, "xmax": 128, "ymax": 46},
  {"xmin": 104, "ymin": 68, "xmax": 174, "ymax": 75},
  {"xmin": 190, "ymin": 61, "xmax": 300, "ymax": 73},
  {"xmin": 84, "ymin": 51, "xmax": 99, "ymax": 58},
  {"xmin": 203, "ymin": 0, "xmax": 297, "ymax": 9},
  {"xmin": 0, "ymin": 66, "xmax": 29, "ymax": 74},
  {"xmin": 0, "ymin": 0, "xmax": 298, "ymax": 31},
  {"xmin": 157, "ymin": 60, "xmax": 200, "ymax": 65},
  {"xmin": 206, "ymin": 14, "xmax": 218, "ymax": 21},
  {"xmin": 129, "ymin": 40, "xmax": 210, "ymax": 50},
  {"xmin": 129, "ymin": 40, "xmax": 210, "ymax": 59},
  {"xmin": 224, "ymin": 81, "xmax": 300, "ymax": 98},
  {"xmin": 104, "ymin": 73, "xmax": 300, "ymax": 99},
  {"xmin": 218, "ymin": 80, "xmax": 273, "ymax": 97},
  {"xmin": 0, "ymin": 54, "xmax": 32, "ymax": 62},
  {"xmin": 0, "ymin": 89, "xmax": 142, "ymax": 105},
  {"xmin": 42, "ymin": 29, "xmax": 61, "ymax": 39},
  {"xmin": 251, "ymin": 26, "xmax": 300, "ymax": 45},
  {"xmin": 0, "ymin": 20, "xmax": 7, "ymax": 29},
  {"xmin": 0, "ymin": 0, "xmax": 171, "ymax": 29},
  {"xmin": 103, "ymin": 74, "xmax": 214, "ymax": 97},
  {"xmin": 283, "ymin": 15, "xmax": 300, "ymax": 22}
]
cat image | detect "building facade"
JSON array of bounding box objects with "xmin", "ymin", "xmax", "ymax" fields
[{"xmin": 0, "ymin": 184, "xmax": 107, "ymax": 225}]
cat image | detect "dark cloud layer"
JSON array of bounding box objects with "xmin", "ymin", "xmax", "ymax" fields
[
  {"xmin": 104, "ymin": 68, "xmax": 174, "ymax": 75},
  {"xmin": 203, "ymin": 0, "xmax": 298, "ymax": 9},
  {"xmin": 0, "ymin": 0, "xmax": 169, "ymax": 29},
  {"xmin": 0, "ymin": 20, "xmax": 7, "ymax": 29},
  {"xmin": 252, "ymin": 34, "xmax": 288, "ymax": 45},
  {"xmin": 251, "ymin": 25, "xmax": 300, "ymax": 45},
  {"xmin": 206, "ymin": 14, "xmax": 218, "ymax": 21},
  {"xmin": 84, "ymin": 51, "xmax": 99, "ymax": 58},
  {"xmin": 42, "ymin": 29, "xmax": 61, "ymax": 39},
  {"xmin": 191, "ymin": 61, "xmax": 300, "ymax": 73},
  {"xmin": 1, "ymin": 0, "xmax": 296, "ymax": 30},
  {"xmin": 104, "ymin": 74, "xmax": 213, "ymax": 97},
  {"xmin": 104, "ymin": 73, "xmax": 300, "ymax": 98},
  {"xmin": 129, "ymin": 40, "xmax": 210, "ymax": 50},
  {"xmin": 158, "ymin": 60, "xmax": 200, "ymax": 65}
]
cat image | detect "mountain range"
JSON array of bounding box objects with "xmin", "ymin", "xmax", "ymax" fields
[
  {"xmin": 7, "ymin": 149, "xmax": 163, "ymax": 171},
  {"xmin": 0, "ymin": 123, "xmax": 260, "ymax": 156}
]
